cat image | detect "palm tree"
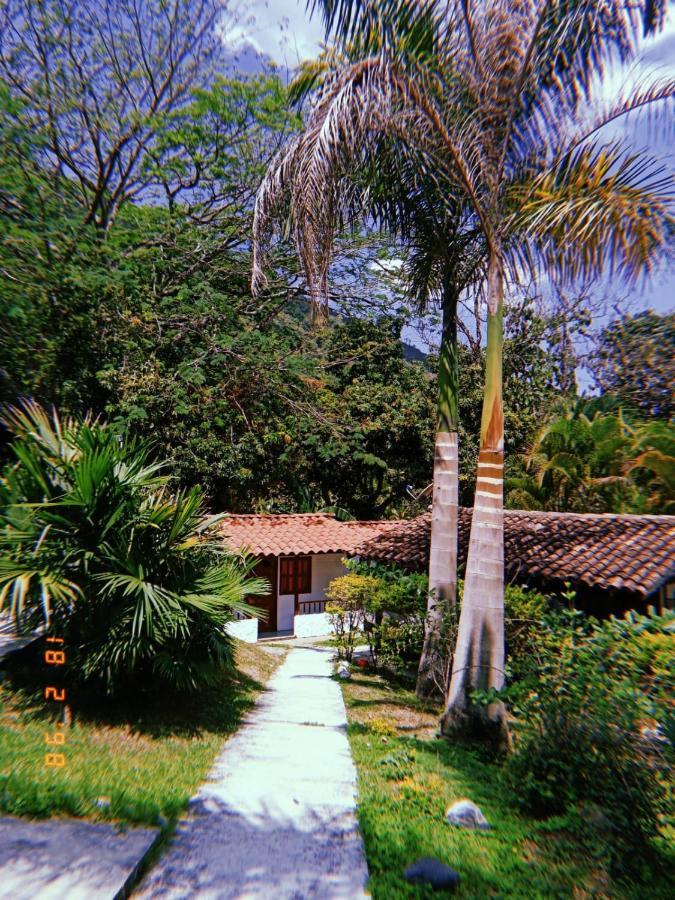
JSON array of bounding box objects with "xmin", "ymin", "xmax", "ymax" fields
[
  {"xmin": 0, "ymin": 402, "xmax": 267, "ymax": 694},
  {"xmin": 508, "ymin": 397, "xmax": 636, "ymax": 512},
  {"xmin": 271, "ymin": 23, "xmax": 486, "ymax": 698},
  {"xmin": 252, "ymin": 0, "xmax": 672, "ymax": 743},
  {"xmin": 510, "ymin": 400, "xmax": 675, "ymax": 514}
]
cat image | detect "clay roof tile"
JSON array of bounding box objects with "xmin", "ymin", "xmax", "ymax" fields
[{"xmin": 354, "ymin": 509, "xmax": 675, "ymax": 600}]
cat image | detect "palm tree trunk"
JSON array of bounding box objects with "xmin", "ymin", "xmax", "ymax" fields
[
  {"xmin": 416, "ymin": 284, "xmax": 459, "ymax": 698},
  {"xmin": 309, "ymin": 271, "xmax": 330, "ymax": 328},
  {"xmin": 441, "ymin": 252, "xmax": 509, "ymax": 747}
]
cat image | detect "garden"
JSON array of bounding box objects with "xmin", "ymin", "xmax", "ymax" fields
[
  {"xmin": 325, "ymin": 561, "xmax": 675, "ymax": 897},
  {"xmin": 0, "ymin": 403, "xmax": 286, "ymax": 829}
]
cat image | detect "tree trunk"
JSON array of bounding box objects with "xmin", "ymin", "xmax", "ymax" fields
[
  {"xmin": 441, "ymin": 252, "xmax": 509, "ymax": 748},
  {"xmin": 416, "ymin": 285, "xmax": 459, "ymax": 698},
  {"xmin": 309, "ymin": 271, "xmax": 329, "ymax": 328}
]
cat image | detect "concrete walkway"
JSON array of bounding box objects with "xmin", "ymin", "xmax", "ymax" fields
[
  {"xmin": 134, "ymin": 645, "xmax": 369, "ymax": 899},
  {"xmin": 0, "ymin": 817, "xmax": 158, "ymax": 900}
]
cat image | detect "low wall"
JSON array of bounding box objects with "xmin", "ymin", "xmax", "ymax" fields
[
  {"xmin": 225, "ymin": 617, "xmax": 258, "ymax": 643},
  {"xmin": 294, "ymin": 611, "xmax": 332, "ymax": 639}
]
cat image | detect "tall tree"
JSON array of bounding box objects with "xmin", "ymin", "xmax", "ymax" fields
[
  {"xmin": 0, "ymin": 0, "xmax": 226, "ymax": 232},
  {"xmin": 252, "ymin": 0, "xmax": 672, "ymax": 744},
  {"xmin": 268, "ymin": 16, "xmax": 486, "ymax": 697},
  {"xmin": 590, "ymin": 311, "xmax": 675, "ymax": 420}
]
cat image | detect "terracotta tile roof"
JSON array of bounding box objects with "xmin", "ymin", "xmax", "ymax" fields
[
  {"xmin": 217, "ymin": 513, "xmax": 404, "ymax": 558},
  {"xmin": 354, "ymin": 509, "xmax": 675, "ymax": 599}
]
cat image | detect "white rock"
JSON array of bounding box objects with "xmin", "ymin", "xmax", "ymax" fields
[{"xmin": 445, "ymin": 799, "xmax": 490, "ymax": 830}]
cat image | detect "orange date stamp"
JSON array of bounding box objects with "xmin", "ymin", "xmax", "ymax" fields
[{"xmin": 44, "ymin": 636, "xmax": 67, "ymax": 768}]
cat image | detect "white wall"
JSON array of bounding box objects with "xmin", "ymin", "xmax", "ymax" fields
[
  {"xmin": 302, "ymin": 553, "xmax": 348, "ymax": 602},
  {"xmin": 225, "ymin": 617, "xmax": 258, "ymax": 643},
  {"xmin": 294, "ymin": 611, "xmax": 332, "ymax": 638}
]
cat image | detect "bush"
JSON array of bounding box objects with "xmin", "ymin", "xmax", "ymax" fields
[
  {"xmin": 330, "ymin": 560, "xmax": 429, "ymax": 675},
  {"xmin": 507, "ymin": 608, "xmax": 673, "ymax": 876},
  {"xmin": 329, "ymin": 560, "xmax": 551, "ymax": 685},
  {"xmin": 325, "ymin": 573, "xmax": 377, "ymax": 661},
  {"xmin": 503, "ymin": 584, "xmax": 551, "ymax": 683},
  {"xmin": 0, "ymin": 402, "xmax": 267, "ymax": 695}
]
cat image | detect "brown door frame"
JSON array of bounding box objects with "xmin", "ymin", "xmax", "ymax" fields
[
  {"xmin": 254, "ymin": 556, "xmax": 278, "ymax": 633},
  {"xmin": 279, "ymin": 556, "xmax": 312, "ymax": 620}
]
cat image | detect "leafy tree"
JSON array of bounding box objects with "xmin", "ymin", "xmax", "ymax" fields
[
  {"xmin": 0, "ymin": 79, "xmax": 108, "ymax": 413},
  {"xmin": 0, "ymin": 0, "xmax": 226, "ymax": 232},
  {"xmin": 288, "ymin": 316, "xmax": 436, "ymax": 518},
  {"xmin": 0, "ymin": 402, "xmax": 266, "ymax": 695},
  {"xmin": 590, "ymin": 311, "xmax": 675, "ymax": 420},
  {"xmin": 252, "ymin": 0, "xmax": 671, "ymax": 742},
  {"xmin": 0, "ymin": 69, "xmax": 301, "ymax": 441},
  {"xmin": 99, "ymin": 229, "xmax": 322, "ymax": 510}
]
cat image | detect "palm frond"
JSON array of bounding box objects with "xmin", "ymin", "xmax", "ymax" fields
[
  {"xmin": 309, "ymin": 0, "xmax": 445, "ymax": 55},
  {"xmin": 510, "ymin": 140, "xmax": 673, "ymax": 285}
]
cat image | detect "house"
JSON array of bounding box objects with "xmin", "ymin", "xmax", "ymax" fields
[
  {"xmin": 218, "ymin": 509, "xmax": 674, "ymax": 643},
  {"xmin": 354, "ymin": 509, "xmax": 675, "ymax": 617},
  {"xmin": 217, "ymin": 513, "xmax": 404, "ymax": 641}
]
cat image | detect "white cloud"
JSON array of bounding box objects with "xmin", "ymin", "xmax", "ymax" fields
[{"xmin": 222, "ymin": 1, "xmax": 323, "ymax": 68}]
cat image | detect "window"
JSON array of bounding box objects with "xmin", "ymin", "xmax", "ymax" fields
[{"xmin": 279, "ymin": 556, "xmax": 311, "ymax": 595}]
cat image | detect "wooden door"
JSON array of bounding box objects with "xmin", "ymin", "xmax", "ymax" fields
[{"xmin": 251, "ymin": 557, "xmax": 277, "ymax": 632}]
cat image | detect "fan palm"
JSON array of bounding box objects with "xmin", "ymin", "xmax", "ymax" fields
[
  {"xmin": 0, "ymin": 402, "xmax": 267, "ymax": 694},
  {"xmin": 252, "ymin": 0, "xmax": 673, "ymax": 742}
]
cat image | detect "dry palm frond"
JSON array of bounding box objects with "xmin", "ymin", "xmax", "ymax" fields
[
  {"xmin": 252, "ymin": 53, "xmax": 480, "ymax": 319},
  {"xmin": 253, "ymin": 0, "xmax": 673, "ymax": 321}
]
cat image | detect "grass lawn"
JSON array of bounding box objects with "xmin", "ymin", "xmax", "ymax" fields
[
  {"xmin": 0, "ymin": 639, "xmax": 286, "ymax": 827},
  {"xmin": 342, "ymin": 668, "xmax": 674, "ymax": 899}
]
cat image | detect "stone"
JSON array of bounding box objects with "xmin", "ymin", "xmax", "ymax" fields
[
  {"xmin": 404, "ymin": 857, "xmax": 460, "ymax": 891},
  {"xmin": 336, "ymin": 662, "xmax": 352, "ymax": 679},
  {"xmin": 445, "ymin": 799, "xmax": 491, "ymax": 830}
]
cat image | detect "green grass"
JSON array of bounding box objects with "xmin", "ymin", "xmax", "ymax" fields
[
  {"xmin": 0, "ymin": 640, "xmax": 285, "ymax": 827},
  {"xmin": 342, "ymin": 670, "xmax": 674, "ymax": 899}
]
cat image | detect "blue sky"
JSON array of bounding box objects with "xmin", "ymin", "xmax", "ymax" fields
[{"xmin": 226, "ymin": 1, "xmax": 674, "ymax": 316}]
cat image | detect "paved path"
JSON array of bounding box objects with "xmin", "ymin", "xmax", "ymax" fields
[
  {"xmin": 134, "ymin": 645, "xmax": 369, "ymax": 899},
  {"xmin": 0, "ymin": 817, "xmax": 158, "ymax": 900}
]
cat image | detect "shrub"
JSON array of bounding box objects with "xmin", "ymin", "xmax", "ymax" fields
[
  {"xmin": 507, "ymin": 608, "xmax": 673, "ymax": 876},
  {"xmin": 337, "ymin": 560, "xmax": 429, "ymax": 675},
  {"xmin": 503, "ymin": 584, "xmax": 551, "ymax": 683},
  {"xmin": 0, "ymin": 402, "xmax": 267, "ymax": 695},
  {"xmin": 333, "ymin": 560, "xmax": 551, "ymax": 685},
  {"xmin": 325, "ymin": 573, "xmax": 377, "ymax": 660}
]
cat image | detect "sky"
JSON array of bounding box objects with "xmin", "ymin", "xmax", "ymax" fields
[{"xmin": 224, "ymin": 1, "xmax": 674, "ymax": 319}]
